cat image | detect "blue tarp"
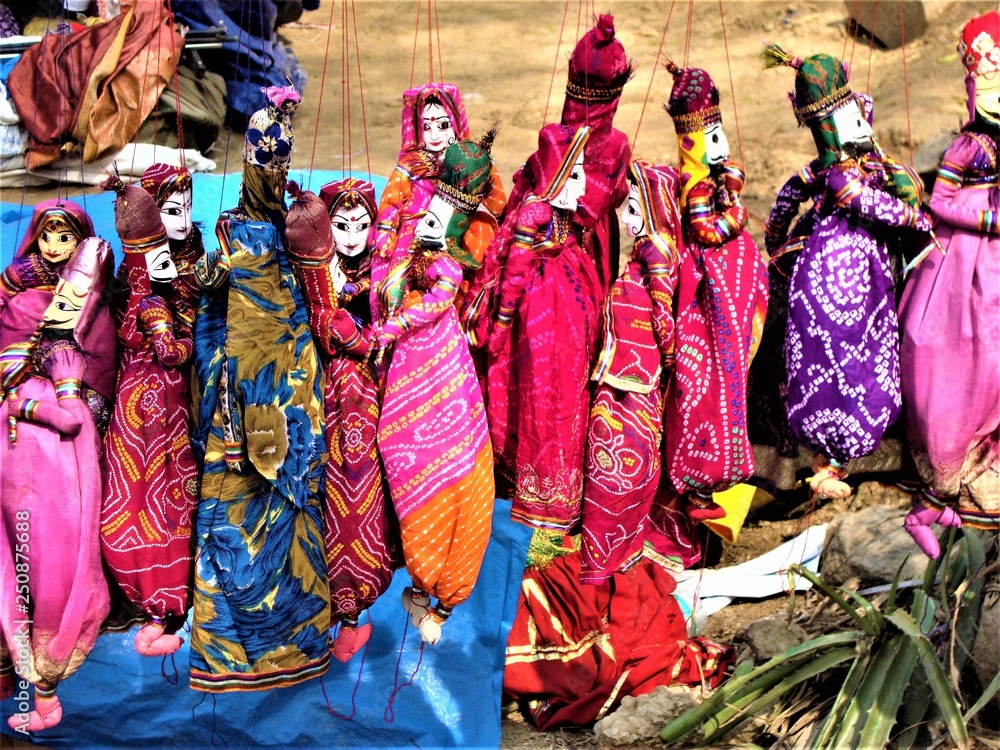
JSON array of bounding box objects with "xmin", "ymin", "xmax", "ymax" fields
[{"xmin": 0, "ymin": 173, "xmax": 532, "ymax": 749}]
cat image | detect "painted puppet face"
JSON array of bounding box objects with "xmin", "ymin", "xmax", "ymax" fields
[
  {"xmin": 421, "ymin": 103, "xmax": 456, "ymax": 153},
  {"xmin": 37, "ymin": 218, "xmax": 80, "ymax": 264},
  {"xmin": 42, "ymin": 278, "xmax": 87, "ymax": 330},
  {"xmin": 976, "ymin": 75, "xmax": 1000, "ymax": 125},
  {"xmin": 159, "ymin": 188, "xmax": 193, "ymax": 241},
  {"xmin": 550, "ymin": 153, "xmax": 586, "ymax": 211},
  {"xmin": 414, "ymin": 195, "xmax": 455, "ymax": 247},
  {"xmin": 145, "ymin": 243, "xmax": 178, "ymax": 282},
  {"xmin": 330, "ymin": 204, "xmax": 372, "ymax": 257},
  {"xmin": 831, "ymin": 100, "xmax": 874, "ymax": 154},
  {"xmin": 703, "ymin": 123, "xmax": 730, "ymax": 168},
  {"xmin": 621, "ymin": 184, "xmax": 647, "ymax": 239}
]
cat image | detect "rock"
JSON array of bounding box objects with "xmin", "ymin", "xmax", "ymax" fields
[
  {"xmin": 738, "ymin": 616, "xmax": 809, "ymax": 661},
  {"xmin": 593, "ymin": 685, "xmax": 697, "ymax": 746},
  {"xmin": 972, "ymin": 575, "xmax": 1000, "ymax": 713},
  {"xmin": 821, "ymin": 505, "xmax": 929, "ymax": 587},
  {"xmin": 847, "ymin": 0, "xmax": 926, "ymax": 49}
]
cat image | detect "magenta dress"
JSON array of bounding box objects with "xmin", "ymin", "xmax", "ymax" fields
[{"xmin": 899, "ymin": 130, "xmax": 999, "ymax": 527}]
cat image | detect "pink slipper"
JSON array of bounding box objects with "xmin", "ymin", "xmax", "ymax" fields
[
  {"xmin": 687, "ymin": 497, "xmax": 727, "ymax": 523},
  {"xmin": 904, "ymin": 498, "xmax": 961, "ymax": 559},
  {"xmin": 8, "ymin": 694, "xmax": 62, "ymax": 732},
  {"xmin": 332, "ymin": 622, "xmax": 372, "ymax": 663},
  {"xmin": 401, "ymin": 587, "xmax": 431, "ymax": 628},
  {"xmin": 135, "ymin": 623, "xmax": 183, "ymax": 656}
]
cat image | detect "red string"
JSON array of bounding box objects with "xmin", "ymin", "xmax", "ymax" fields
[
  {"xmin": 718, "ymin": 0, "xmax": 745, "ymax": 167},
  {"xmin": 433, "ymin": 0, "xmax": 445, "ymax": 82},
  {"xmin": 383, "ymin": 619, "xmax": 425, "ymax": 724},
  {"xmin": 898, "ymin": 0, "xmax": 913, "ymax": 163},
  {"xmin": 542, "ymin": 0, "xmax": 572, "ymax": 126},
  {"xmin": 866, "ymin": 0, "xmax": 877, "ymax": 92},
  {"xmin": 350, "ymin": 0, "xmax": 373, "ymax": 176},
  {"xmin": 408, "ymin": 0, "xmax": 422, "ymax": 89},
  {"xmin": 683, "ymin": 0, "xmax": 694, "ymax": 67},
  {"xmin": 319, "ymin": 623, "xmax": 372, "ymax": 720},
  {"xmin": 427, "ymin": 0, "xmax": 433, "ymax": 82},
  {"xmin": 129, "ymin": 3, "xmax": 158, "ymax": 181},
  {"xmin": 219, "ymin": 0, "xmax": 251, "ymax": 219},
  {"xmin": 308, "ymin": 0, "xmax": 337, "ymax": 184},
  {"xmin": 575, "ymin": 0, "xmax": 584, "ymax": 44},
  {"xmin": 843, "ymin": 0, "xmax": 859, "ymax": 61},
  {"xmin": 341, "ymin": 3, "xmax": 347, "ymax": 177},
  {"xmin": 346, "ymin": 1, "xmax": 355, "ymax": 175},
  {"xmin": 633, "ymin": 0, "xmax": 676, "ymax": 146},
  {"xmin": 166, "ymin": 0, "xmax": 185, "ymax": 162}
]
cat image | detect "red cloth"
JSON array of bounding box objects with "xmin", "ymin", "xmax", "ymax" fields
[{"xmin": 504, "ymin": 550, "xmax": 732, "ymax": 729}]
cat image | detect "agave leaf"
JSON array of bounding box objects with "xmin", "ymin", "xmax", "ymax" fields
[
  {"xmin": 886, "ymin": 555, "xmax": 910, "ymax": 613},
  {"xmin": 964, "ymin": 658, "xmax": 1000, "ymax": 724},
  {"xmin": 895, "ymin": 663, "xmax": 932, "ymax": 750},
  {"xmin": 839, "ymin": 587, "xmax": 884, "ymax": 632},
  {"xmin": 886, "ymin": 609, "xmax": 970, "ymax": 750},
  {"xmin": 701, "ymin": 647, "xmax": 857, "ymax": 745},
  {"xmin": 658, "ymin": 632, "xmax": 863, "ymax": 745},
  {"xmin": 789, "ymin": 564, "xmax": 879, "ymax": 636},
  {"xmin": 814, "ymin": 648, "xmax": 871, "ymax": 750},
  {"xmin": 950, "ymin": 528, "xmax": 986, "ymax": 685},
  {"xmin": 831, "ymin": 633, "xmax": 908, "ymax": 748},
  {"xmin": 856, "ymin": 633, "xmax": 919, "ymax": 749}
]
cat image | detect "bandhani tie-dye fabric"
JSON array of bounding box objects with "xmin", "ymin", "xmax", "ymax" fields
[
  {"xmin": 377, "ymin": 252, "xmax": 494, "ymax": 610},
  {"xmin": 785, "ymin": 160, "xmax": 924, "ymax": 464},
  {"xmin": 663, "ymin": 176, "xmax": 769, "ymax": 496},
  {"xmin": 189, "ymin": 218, "xmax": 331, "ymax": 693},
  {"xmin": 900, "ymin": 130, "xmax": 1000, "ymax": 527}
]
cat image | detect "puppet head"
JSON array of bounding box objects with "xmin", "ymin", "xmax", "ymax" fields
[
  {"xmin": 240, "ymin": 84, "xmax": 300, "ymax": 224},
  {"xmin": 534, "ymin": 123, "xmax": 591, "ymax": 209},
  {"xmin": 319, "ymin": 178, "xmax": 378, "ymax": 259},
  {"xmin": 399, "ymin": 83, "xmax": 471, "ymax": 159},
  {"xmin": 139, "ymin": 163, "xmax": 194, "ymax": 242},
  {"xmin": 41, "ymin": 237, "xmax": 113, "ymax": 340},
  {"xmin": 16, "ymin": 199, "xmax": 92, "ymax": 265},
  {"xmin": 762, "ymin": 43, "xmax": 874, "ymax": 169},
  {"xmin": 959, "ymin": 11, "xmax": 1000, "ymax": 126},
  {"xmin": 415, "ymin": 127, "xmax": 499, "ymax": 261},
  {"xmin": 285, "ymin": 181, "xmax": 335, "ymax": 267},
  {"xmin": 664, "ymin": 61, "xmax": 730, "ymax": 205},
  {"xmin": 626, "ymin": 161, "xmax": 682, "ymax": 263},
  {"xmin": 562, "ymin": 14, "xmax": 635, "ymax": 129}
]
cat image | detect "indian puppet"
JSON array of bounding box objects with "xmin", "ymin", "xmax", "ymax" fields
[
  {"xmin": 99, "ymin": 179, "xmax": 198, "ymax": 657},
  {"xmin": 284, "ymin": 177, "xmax": 398, "ymax": 662},
  {"xmin": 188, "ymin": 85, "xmax": 332, "ymax": 692},
  {"xmin": 899, "ymin": 11, "xmax": 1000, "ymax": 557},
  {"xmin": 485, "ymin": 123, "xmax": 602, "ymax": 532},
  {"xmin": 0, "ymin": 237, "xmax": 115, "ymax": 731},
  {"xmin": 375, "ymin": 135, "xmax": 498, "ymax": 645},
  {"xmin": 762, "ymin": 44, "xmax": 933, "ymax": 502},
  {"xmin": 372, "ymin": 82, "xmax": 505, "ymax": 332},
  {"xmin": 580, "ymin": 161, "xmax": 683, "ymax": 583},
  {"xmin": 660, "ymin": 62, "xmax": 769, "ymax": 523}
]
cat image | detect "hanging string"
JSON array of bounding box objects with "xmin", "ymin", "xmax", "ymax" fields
[
  {"xmin": 848, "ymin": 0, "xmax": 863, "ymax": 72},
  {"xmin": 575, "ymin": 0, "xmax": 584, "ymax": 43},
  {"xmin": 129, "ymin": 1, "xmax": 160, "ymax": 181},
  {"xmin": 433, "ymin": 0, "xmax": 445, "ymax": 82},
  {"xmin": 345, "ymin": 0, "xmax": 354, "ymax": 175},
  {"xmin": 341, "ymin": 0, "xmax": 348, "ymax": 175},
  {"xmin": 218, "ymin": 1, "xmax": 251, "ymax": 219},
  {"xmin": 541, "ymin": 0, "xmax": 572, "ymax": 126},
  {"xmin": 843, "ymin": 0, "xmax": 859, "ymax": 61},
  {"xmin": 408, "ymin": 0, "xmax": 422, "ymax": 88},
  {"xmin": 865, "ymin": 0, "xmax": 877, "ymax": 92},
  {"xmin": 683, "ymin": 0, "xmax": 695, "ymax": 67},
  {"xmin": 166, "ymin": 0, "xmax": 185, "ymax": 164},
  {"xmin": 350, "ymin": 0, "xmax": 373, "ymax": 177},
  {"xmin": 718, "ymin": 0, "xmax": 745, "ymax": 167},
  {"xmin": 426, "ymin": 0, "xmax": 434, "ymax": 83},
  {"xmin": 383, "ymin": 619, "xmax": 425, "ymax": 724},
  {"xmin": 320, "ymin": 621, "xmax": 373, "ymax": 720},
  {"xmin": 307, "ymin": 0, "xmax": 337, "ymax": 186},
  {"xmin": 898, "ymin": 0, "xmax": 913, "ymax": 163},
  {"xmin": 633, "ymin": 0, "xmax": 676, "ymax": 146}
]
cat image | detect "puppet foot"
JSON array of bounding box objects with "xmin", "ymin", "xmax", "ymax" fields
[
  {"xmin": 418, "ymin": 610, "xmax": 447, "ymax": 646},
  {"xmin": 8, "ymin": 694, "xmax": 62, "ymax": 731},
  {"xmin": 904, "ymin": 494, "xmax": 961, "ymax": 560},
  {"xmin": 401, "ymin": 587, "xmax": 431, "ymax": 629},
  {"xmin": 135, "ymin": 622, "xmax": 183, "ymax": 656},
  {"xmin": 332, "ymin": 622, "xmax": 372, "ymax": 663},
  {"xmin": 687, "ymin": 493, "xmax": 727, "ymax": 523},
  {"xmin": 809, "ymin": 464, "xmax": 851, "ymax": 501}
]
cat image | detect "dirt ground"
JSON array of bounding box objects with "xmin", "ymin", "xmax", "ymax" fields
[{"xmin": 1, "ymin": 1, "xmax": 993, "ymax": 748}]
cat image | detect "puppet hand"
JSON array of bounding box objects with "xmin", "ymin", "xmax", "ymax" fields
[
  {"xmin": 1, "ymin": 255, "xmax": 48, "ymax": 296},
  {"xmin": 10, "ymin": 395, "xmax": 83, "ymax": 436},
  {"xmin": 722, "ymin": 164, "xmax": 746, "ymax": 196},
  {"xmin": 911, "ymin": 209, "xmax": 933, "ymax": 233},
  {"xmin": 378, "ymin": 317, "xmax": 405, "ymax": 347},
  {"xmin": 517, "ymin": 198, "xmax": 553, "ymax": 234},
  {"xmin": 729, "ymin": 204, "xmax": 749, "ymax": 231},
  {"xmin": 487, "ymin": 316, "xmax": 512, "ymax": 358},
  {"xmin": 173, "ymin": 298, "xmax": 196, "ymax": 329}
]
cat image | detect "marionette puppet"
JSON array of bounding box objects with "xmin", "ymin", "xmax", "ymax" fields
[
  {"xmin": 484, "ymin": 123, "xmax": 601, "ymax": 532},
  {"xmin": 0, "ymin": 237, "xmax": 115, "ymax": 731},
  {"xmin": 98, "ymin": 179, "xmax": 198, "ymax": 657},
  {"xmin": 373, "ymin": 83, "xmax": 505, "ymax": 333},
  {"xmin": 660, "ymin": 62, "xmax": 769, "ymax": 523},
  {"xmin": 187, "ymin": 85, "xmax": 332, "ymax": 692},
  {"xmin": 375, "ymin": 134, "xmax": 498, "ymax": 645},
  {"xmin": 899, "ymin": 11, "xmax": 1000, "ymax": 557},
  {"xmin": 762, "ymin": 44, "xmax": 934, "ymax": 502},
  {"xmin": 580, "ymin": 161, "xmax": 683, "ymax": 583},
  {"xmin": 283, "ymin": 177, "xmax": 398, "ymax": 662}
]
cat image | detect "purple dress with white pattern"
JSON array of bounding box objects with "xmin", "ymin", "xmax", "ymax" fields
[{"xmin": 784, "ymin": 159, "xmax": 924, "ymax": 464}]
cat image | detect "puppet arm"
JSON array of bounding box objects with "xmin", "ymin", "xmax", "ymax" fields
[
  {"xmin": 686, "ymin": 179, "xmax": 748, "ymax": 247},
  {"xmin": 929, "ymin": 135, "xmax": 999, "ymax": 235},
  {"xmin": 827, "ymin": 160, "xmax": 933, "ymax": 232},
  {"xmin": 378, "ymin": 254, "xmax": 462, "ymax": 345},
  {"xmin": 140, "ymin": 297, "xmax": 194, "ymax": 367},
  {"xmin": 765, "ymin": 162, "xmax": 820, "ymax": 255}
]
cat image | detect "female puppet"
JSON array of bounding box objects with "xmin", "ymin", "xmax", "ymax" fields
[
  {"xmin": 188, "ymin": 85, "xmax": 331, "ymax": 692},
  {"xmin": 99, "ymin": 180, "xmax": 198, "ymax": 657},
  {"xmin": 486, "ymin": 123, "xmax": 600, "ymax": 531},
  {"xmin": 373, "ymin": 83, "xmax": 505, "ymax": 328},
  {"xmin": 660, "ymin": 62, "xmax": 769, "ymax": 522},
  {"xmin": 0, "ymin": 237, "xmax": 115, "ymax": 731},
  {"xmin": 580, "ymin": 161, "xmax": 683, "ymax": 583},
  {"xmin": 376, "ymin": 135, "xmax": 498, "ymax": 645},
  {"xmin": 284, "ymin": 178, "xmax": 398, "ymax": 662},
  {"xmin": 900, "ymin": 11, "xmax": 1000, "ymax": 556},
  {"xmin": 762, "ymin": 44, "xmax": 933, "ymax": 501}
]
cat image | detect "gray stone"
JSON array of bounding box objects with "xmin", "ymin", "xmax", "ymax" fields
[
  {"xmin": 593, "ymin": 685, "xmax": 697, "ymax": 746},
  {"xmin": 738, "ymin": 616, "xmax": 810, "ymax": 662},
  {"xmin": 972, "ymin": 576, "xmax": 999, "ymax": 713},
  {"xmin": 821, "ymin": 505, "xmax": 929, "ymax": 587},
  {"xmin": 847, "ymin": 0, "xmax": 926, "ymax": 49}
]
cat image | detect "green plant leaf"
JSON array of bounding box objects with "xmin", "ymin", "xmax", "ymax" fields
[
  {"xmin": 814, "ymin": 649, "xmax": 871, "ymax": 750},
  {"xmin": 831, "ymin": 633, "xmax": 907, "ymax": 748},
  {"xmin": 857, "ymin": 634, "xmax": 919, "ymax": 749},
  {"xmin": 964, "ymin": 665, "xmax": 1000, "ymax": 724},
  {"xmin": 789, "ymin": 564, "xmax": 879, "ymax": 636},
  {"xmin": 895, "ymin": 663, "xmax": 932, "ymax": 750},
  {"xmin": 886, "ymin": 555, "xmax": 909, "ymax": 613}
]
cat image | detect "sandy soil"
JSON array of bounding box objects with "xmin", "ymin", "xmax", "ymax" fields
[{"xmin": 1, "ymin": 1, "xmax": 992, "ymax": 747}]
